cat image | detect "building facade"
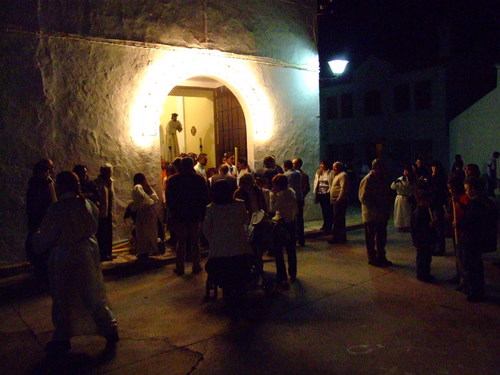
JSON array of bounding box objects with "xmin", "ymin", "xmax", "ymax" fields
[
  {"xmin": 450, "ymin": 66, "xmax": 500, "ymax": 173},
  {"xmin": 320, "ymin": 56, "xmax": 448, "ymax": 178},
  {"xmin": 0, "ymin": 0, "xmax": 320, "ymax": 264}
]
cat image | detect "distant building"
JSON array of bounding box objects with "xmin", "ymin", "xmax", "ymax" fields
[
  {"xmin": 450, "ymin": 66, "xmax": 500, "ymax": 172},
  {"xmin": 320, "ymin": 54, "xmax": 497, "ymax": 179},
  {"xmin": 320, "ymin": 56, "xmax": 448, "ymax": 176},
  {"xmin": 317, "ymin": 0, "xmax": 498, "ymax": 179}
]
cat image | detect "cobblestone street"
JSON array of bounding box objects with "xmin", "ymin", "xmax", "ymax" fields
[{"xmin": 1, "ymin": 224, "xmax": 499, "ymax": 375}]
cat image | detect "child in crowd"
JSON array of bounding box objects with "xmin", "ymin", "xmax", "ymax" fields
[{"xmin": 411, "ymin": 189, "xmax": 437, "ymax": 282}]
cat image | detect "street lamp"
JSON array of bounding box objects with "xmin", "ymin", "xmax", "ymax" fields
[{"xmin": 328, "ymin": 59, "xmax": 349, "ymax": 75}]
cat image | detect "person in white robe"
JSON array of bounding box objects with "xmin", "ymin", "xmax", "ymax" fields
[
  {"xmin": 166, "ymin": 113, "xmax": 182, "ymax": 161},
  {"xmin": 132, "ymin": 173, "xmax": 161, "ymax": 258},
  {"xmin": 35, "ymin": 171, "xmax": 118, "ymax": 355},
  {"xmin": 390, "ymin": 167, "xmax": 416, "ymax": 231}
]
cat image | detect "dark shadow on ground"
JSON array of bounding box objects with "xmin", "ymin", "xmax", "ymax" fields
[{"xmin": 28, "ymin": 347, "xmax": 117, "ymax": 375}]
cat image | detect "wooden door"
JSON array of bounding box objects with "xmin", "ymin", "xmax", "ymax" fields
[{"xmin": 214, "ymin": 86, "xmax": 247, "ymax": 164}]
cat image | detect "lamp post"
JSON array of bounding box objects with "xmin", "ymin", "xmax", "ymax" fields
[{"xmin": 328, "ymin": 59, "xmax": 349, "ymax": 75}]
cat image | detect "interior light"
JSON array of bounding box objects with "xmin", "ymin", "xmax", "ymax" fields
[{"xmin": 129, "ymin": 47, "xmax": 275, "ymax": 150}]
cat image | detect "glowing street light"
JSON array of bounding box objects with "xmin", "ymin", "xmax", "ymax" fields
[{"xmin": 328, "ymin": 59, "xmax": 349, "ymax": 75}]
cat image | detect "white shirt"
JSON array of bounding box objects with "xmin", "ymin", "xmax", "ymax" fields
[
  {"xmin": 203, "ymin": 200, "xmax": 253, "ymax": 258},
  {"xmin": 194, "ymin": 162, "xmax": 207, "ymax": 180}
]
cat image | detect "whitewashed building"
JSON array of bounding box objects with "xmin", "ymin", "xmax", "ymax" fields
[
  {"xmin": 0, "ymin": 0, "xmax": 320, "ymax": 264},
  {"xmin": 449, "ymin": 66, "xmax": 500, "ymax": 172}
]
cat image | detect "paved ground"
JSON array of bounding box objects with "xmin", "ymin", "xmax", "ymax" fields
[{"xmin": 1, "ymin": 222, "xmax": 500, "ymax": 375}]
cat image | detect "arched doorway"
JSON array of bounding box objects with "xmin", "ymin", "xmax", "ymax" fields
[{"xmin": 159, "ymin": 76, "xmax": 247, "ymax": 169}]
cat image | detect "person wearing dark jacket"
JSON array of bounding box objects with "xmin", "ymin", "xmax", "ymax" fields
[
  {"xmin": 456, "ymin": 177, "xmax": 498, "ymax": 302},
  {"xmin": 429, "ymin": 160, "xmax": 449, "ymax": 255},
  {"xmin": 411, "ymin": 190, "xmax": 437, "ymax": 282},
  {"xmin": 26, "ymin": 158, "xmax": 57, "ymax": 282},
  {"xmin": 166, "ymin": 157, "xmax": 208, "ymax": 275}
]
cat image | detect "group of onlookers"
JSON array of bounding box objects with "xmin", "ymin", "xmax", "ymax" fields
[
  {"xmin": 22, "ymin": 150, "xmax": 498, "ymax": 356},
  {"xmin": 313, "ymin": 153, "xmax": 498, "ymax": 303},
  {"xmin": 159, "ymin": 153, "xmax": 311, "ymax": 293},
  {"xmin": 25, "ymin": 160, "xmax": 118, "ymax": 356}
]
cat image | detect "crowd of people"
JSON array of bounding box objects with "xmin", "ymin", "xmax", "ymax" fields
[
  {"xmin": 24, "ymin": 150, "xmax": 498, "ymax": 356},
  {"xmin": 26, "ymin": 163, "xmax": 118, "ymax": 356},
  {"xmin": 305, "ymin": 153, "xmax": 498, "ymax": 300}
]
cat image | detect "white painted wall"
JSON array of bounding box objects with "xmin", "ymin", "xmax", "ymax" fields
[
  {"xmin": 0, "ymin": 0, "xmax": 319, "ymax": 264},
  {"xmin": 0, "ymin": 35, "xmax": 319, "ymax": 264},
  {"xmin": 449, "ymin": 67, "xmax": 500, "ymax": 171}
]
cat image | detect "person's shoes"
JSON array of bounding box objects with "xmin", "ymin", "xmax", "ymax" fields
[
  {"xmin": 466, "ymin": 295, "xmax": 485, "ymax": 303},
  {"xmin": 45, "ymin": 340, "xmax": 71, "ymax": 355},
  {"xmin": 417, "ymin": 275, "xmax": 435, "ymax": 283},
  {"xmin": 192, "ymin": 266, "xmax": 203, "ymax": 275},
  {"xmin": 289, "ymin": 276, "xmax": 297, "ymax": 283},
  {"xmin": 368, "ymin": 259, "xmax": 385, "ymax": 267},
  {"xmin": 173, "ymin": 268, "xmax": 184, "ymax": 276},
  {"xmin": 136, "ymin": 254, "xmax": 149, "ymax": 261},
  {"xmin": 379, "ymin": 258, "xmax": 393, "ymax": 266}
]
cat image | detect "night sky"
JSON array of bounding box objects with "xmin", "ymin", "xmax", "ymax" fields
[{"xmin": 318, "ymin": 0, "xmax": 499, "ymax": 78}]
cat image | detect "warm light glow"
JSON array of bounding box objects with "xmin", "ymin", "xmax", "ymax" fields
[
  {"xmin": 129, "ymin": 47, "xmax": 276, "ymax": 149},
  {"xmin": 328, "ymin": 59, "xmax": 349, "ymax": 75}
]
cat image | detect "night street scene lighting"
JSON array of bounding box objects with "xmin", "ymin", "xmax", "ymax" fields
[{"xmin": 328, "ymin": 59, "xmax": 349, "ymax": 75}]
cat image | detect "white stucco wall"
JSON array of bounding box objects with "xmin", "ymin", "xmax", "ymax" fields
[
  {"xmin": 449, "ymin": 68, "xmax": 500, "ymax": 170},
  {"xmin": 0, "ymin": 33, "xmax": 319, "ymax": 265},
  {"xmin": 0, "ymin": 0, "xmax": 319, "ymax": 265}
]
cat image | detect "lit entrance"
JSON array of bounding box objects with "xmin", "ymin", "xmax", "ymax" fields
[{"xmin": 159, "ymin": 76, "xmax": 247, "ymax": 169}]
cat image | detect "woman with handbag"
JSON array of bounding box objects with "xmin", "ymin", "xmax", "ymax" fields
[
  {"xmin": 313, "ymin": 160, "xmax": 333, "ymax": 232},
  {"xmin": 270, "ymin": 174, "xmax": 298, "ymax": 288},
  {"xmin": 234, "ymin": 173, "xmax": 272, "ymax": 254}
]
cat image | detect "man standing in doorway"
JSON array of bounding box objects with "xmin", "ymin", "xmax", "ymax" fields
[
  {"xmin": 166, "ymin": 113, "xmax": 183, "ymax": 161},
  {"xmin": 358, "ymin": 159, "xmax": 393, "ymax": 267},
  {"xmin": 328, "ymin": 161, "xmax": 350, "ymax": 244},
  {"xmin": 166, "ymin": 157, "xmax": 208, "ymax": 275},
  {"xmin": 223, "ymin": 152, "xmax": 237, "ymax": 177},
  {"xmin": 293, "ymin": 158, "xmax": 310, "ymax": 247}
]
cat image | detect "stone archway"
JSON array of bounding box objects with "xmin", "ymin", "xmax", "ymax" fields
[
  {"xmin": 159, "ymin": 76, "xmax": 248, "ymax": 170},
  {"xmin": 128, "ymin": 48, "xmax": 276, "ymax": 168}
]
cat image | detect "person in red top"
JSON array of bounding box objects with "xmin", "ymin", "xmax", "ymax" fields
[{"xmin": 447, "ymin": 177, "xmax": 469, "ymax": 290}]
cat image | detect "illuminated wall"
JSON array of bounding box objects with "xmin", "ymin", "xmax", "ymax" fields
[
  {"xmin": 449, "ymin": 67, "xmax": 500, "ymax": 170},
  {"xmin": 0, "ymin": 0, "xmax": 319, "ymax": 264}
]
